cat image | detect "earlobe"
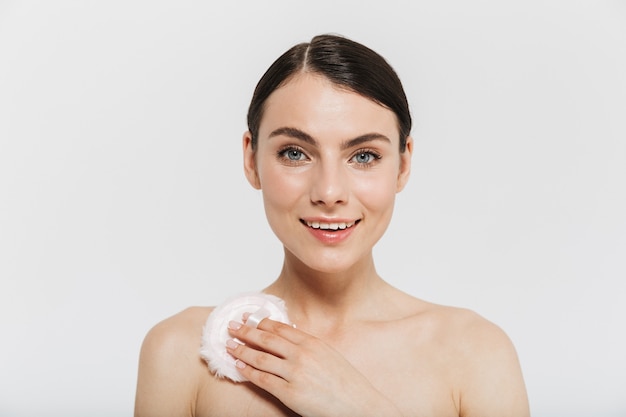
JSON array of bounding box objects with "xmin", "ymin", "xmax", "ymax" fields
[
  {"xmin": 242, "ymin": 132, "xmax": 261, "ymax": 189},
  {"xmin": 396, "ymin": 136, "xmax": 413, "ymax": 193}
]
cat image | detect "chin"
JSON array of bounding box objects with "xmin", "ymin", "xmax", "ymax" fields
[
  {"xmin": 306, "ymin": 263, "xmax": 351, "ymax": 275},
  {"xmin": 290, "ymin": 250, "xmax": 366, "ymax": 275}
]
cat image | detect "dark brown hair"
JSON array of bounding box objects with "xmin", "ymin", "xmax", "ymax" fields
[{"xmin": 247, "ymin": 34, "xmax": 412, "ymax": 152}]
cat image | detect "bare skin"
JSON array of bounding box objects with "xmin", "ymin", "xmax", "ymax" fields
[
  {"xmin": 135, "ymin": 73, "xmax": 530, "ymax": 416},
  {"xmin": 135, "ymin": 287, "xmax": 528, "ymax": 416}
]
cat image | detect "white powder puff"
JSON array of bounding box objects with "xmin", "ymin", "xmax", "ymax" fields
[{"xmin": 200, "ymin": 292, "xmax": 291, "ymax": 382}]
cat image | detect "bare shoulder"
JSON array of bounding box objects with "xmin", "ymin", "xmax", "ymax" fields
[
  {"xmin": 387, "ymin": 291, "xmax": 524, "ymax": 367},
  {"xmin": 395, "ymin": 294, "xmax": 517, "ymax": 353},
  {"xmin": 144, "ymin": 306, "xmax": 213, "ymax": 343},
  {"xmin": 407, "ymin": 300, "xmax": 530, "ymax": 417},
  {"xmin": 424, "ymin": 303, "xmax": 515, "ymax": 354},
  {"xmin": 140, "ymin": 306, "xmax": 213, "ymax": 365},
  {"xmin": 135, "ymin": 306, "xmax": 214, "ymax": 417}
]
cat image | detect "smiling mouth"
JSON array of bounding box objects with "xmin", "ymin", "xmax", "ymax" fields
[{"xmin": 301, "ymin": 219, "xmax": 360, "ymax": 231}]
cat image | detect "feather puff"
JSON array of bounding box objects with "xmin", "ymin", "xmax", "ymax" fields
[{"xmin": 200, "ymin": 292, "xmax": 290, "ymax": 382}]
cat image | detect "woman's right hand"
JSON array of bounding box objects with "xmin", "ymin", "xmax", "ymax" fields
[{"xmin": 226, "ymin": 317, "xmax": 404, "ymax": 417}]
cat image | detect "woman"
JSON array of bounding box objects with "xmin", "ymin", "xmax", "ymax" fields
[{"xmin": 135, "ymin": 34, "xmax": 530, "ymax": 417}]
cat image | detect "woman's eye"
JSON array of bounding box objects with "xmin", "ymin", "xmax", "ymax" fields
[
  {"xmin": 279, "ymin": 147, "xmax": 307, "ymax": 161},
  {"xmin": 351, "ymin": 152, "xmax": 378, "ymax": 165}
]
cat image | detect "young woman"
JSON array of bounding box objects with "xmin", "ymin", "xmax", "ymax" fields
[{"xmin": 135, "ymin": 34, "xmax": 530, "ymax": 417}]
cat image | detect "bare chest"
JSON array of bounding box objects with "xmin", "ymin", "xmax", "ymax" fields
[{"xmin": 194, "ymin": 330, "xmax": 459, "ymax": 417}]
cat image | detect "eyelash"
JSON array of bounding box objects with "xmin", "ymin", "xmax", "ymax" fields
[
  {"xmin": 350, "ymin": 149, "xmax": 382, "ymax": 167},
  {"xmin": 276, "ymin": 146, "xmax": 382, "ymax": 167},
  {"xmin": 277, "ymin": 146, "xmax": 308, "ymax": 164}
]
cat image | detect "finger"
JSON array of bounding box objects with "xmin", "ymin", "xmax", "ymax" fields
[
  {"xmin": 226, "ymin": 339, "xmax": 289, "ymax": 379},
  {"xmin": 231, "ymin": 354, "xmax": 289, "ymax": 396},
  {"xmin": 253, "ymin": 317, "xmax": 308, "ymax": 345},
  {"xmin": 228, "ymin": 320, "xmax": 292, "ymax": 358}
]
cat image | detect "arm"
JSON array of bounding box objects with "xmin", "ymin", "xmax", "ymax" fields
[
  {"xmin": 134, "ymin": 312, "xmax": 198, "ymax": 417},
  {"xmin": 457, "ymin": 314, "xmax": 530, "ymax": 417}
]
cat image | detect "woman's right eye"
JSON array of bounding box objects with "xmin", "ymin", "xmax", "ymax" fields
[{"xmin": 278, "ymin": 147, "xmax": 307, "ymax": 162}]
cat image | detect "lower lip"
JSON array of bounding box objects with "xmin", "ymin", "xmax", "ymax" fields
[{"xmin": 304, "ymin": 222, "xmax": 358, "ymax": 244}]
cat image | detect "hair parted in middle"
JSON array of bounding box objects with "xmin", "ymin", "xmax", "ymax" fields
[{"xmin": 246, "ymin": 34, "xmax": 412, "ymax": 152}]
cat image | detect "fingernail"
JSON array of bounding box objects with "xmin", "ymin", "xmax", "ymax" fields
[
  {"xmin": 235, "ymin": 359, "xmax": 246, "ymax": 369},
  {"xmin": 228, "ymin": 320, "xmax": 242, "ymax": 330},
  {"xmin": 226, "ymin": 339, "xmax": 239, "ymax": 349}
]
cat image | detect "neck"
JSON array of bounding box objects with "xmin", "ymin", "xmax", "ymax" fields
[{"xmin": 264, "ymin": 249, "xmax": 391, "ymax": 335}]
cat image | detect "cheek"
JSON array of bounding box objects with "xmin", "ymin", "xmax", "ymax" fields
[
  {"xmin": 352, "ymin": 169, "xmax": 399, "ymax": 210},
  {"xmin": 259, "ymin": 165, "xmax": 308, "ymax": 211}
]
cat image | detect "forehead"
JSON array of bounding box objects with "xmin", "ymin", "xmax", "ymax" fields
[{"xmin": 258, "ymin": 73, "xmax": 400, "ymax": 144}]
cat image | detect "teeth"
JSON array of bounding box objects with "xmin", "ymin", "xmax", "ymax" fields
[{"xmin": 306, "ymin": 220, "xmax": 355, "ymax": 230}]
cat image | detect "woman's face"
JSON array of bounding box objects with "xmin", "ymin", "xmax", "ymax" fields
[{"xmin": 243, "ymin": 73, "xmax": 412, "ymax": 274}]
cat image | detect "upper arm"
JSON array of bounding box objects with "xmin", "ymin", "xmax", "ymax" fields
[
  {"xmin": 134, "ymin": 314, "xmax": 199, "ymax": 417},
  {"xmin": 457, "ymin": 314, "xmax": 530, "ymax": 417}
]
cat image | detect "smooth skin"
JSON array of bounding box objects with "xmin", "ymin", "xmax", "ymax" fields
[{"xmin": 135, "ymin": 73, "xmax": 530, "ymax": 417}]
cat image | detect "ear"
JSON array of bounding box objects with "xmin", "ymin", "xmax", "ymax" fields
[
  {"xmin": 243, "ymin": 131, "xmax": 261, "ymax": 189},
  {"xmin": 396, "ymin": 136, "xmax": 413, "ymax": 193}
]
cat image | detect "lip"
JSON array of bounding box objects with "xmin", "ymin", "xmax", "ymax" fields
[{"xmin": 300, "ymin": 217, "xmax": 360, "ymax": 244}]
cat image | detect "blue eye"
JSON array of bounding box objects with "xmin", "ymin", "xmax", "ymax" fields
[
  {"xmin": 278, "ymin": 147, "xmax": 307, "ymax": 162},
  {"xmin": 352, "ymin": 152, "xmax": 377, "ymax": 165},
  {"xmin": 286, "ymin": 149, "xmax": 304, "ymax": 160}
]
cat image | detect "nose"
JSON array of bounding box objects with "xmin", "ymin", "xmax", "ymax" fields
[{"xmin": 309, "ymin": 160, "xmax": 349, "ymax": 207}]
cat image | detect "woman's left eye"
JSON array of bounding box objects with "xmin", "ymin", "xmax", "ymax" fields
[
  {"xmin": 285, "ymin": 149, "xmax": 305, "ymax": 160},
  {"xmin": 351, "ymin": 151, "xmax": 379, "ymax": 165}
]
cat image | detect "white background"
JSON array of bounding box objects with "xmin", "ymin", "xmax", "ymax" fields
[{"xmin": 1, "ymin": 1, "xmax": 625, "ymax": 416}]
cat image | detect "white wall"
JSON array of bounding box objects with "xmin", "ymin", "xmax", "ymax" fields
[{"xmin": 1, "ymin": 1, "xmax": 624, "ymax": 415}]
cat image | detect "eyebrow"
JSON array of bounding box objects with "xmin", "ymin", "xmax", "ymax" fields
[{"xmin": 268, "ymin": 127, "xmax": 391, "ymax": 150}]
